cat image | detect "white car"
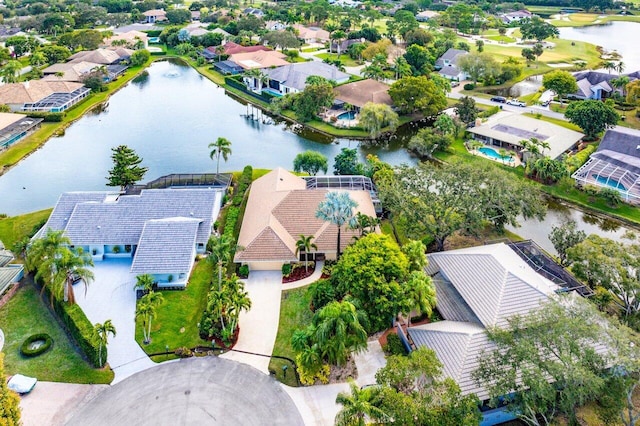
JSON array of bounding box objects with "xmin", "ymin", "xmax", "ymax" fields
[{"xmin": 506, "ymin": 99, "xmax": 526, "ymax": 107}]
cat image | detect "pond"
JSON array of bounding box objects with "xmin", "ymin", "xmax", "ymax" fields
[
  {"xmin": 558, "ymin": 21, "xmax": 640, "ymax": 71},
  {"xmin": 0, "ymin": 59, "xmax": 415, "ymax": 216}
]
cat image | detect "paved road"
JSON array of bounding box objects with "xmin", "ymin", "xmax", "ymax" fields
[{"xmin": 66, "ymin": 356, "xmax": 304, "ymax": 426}]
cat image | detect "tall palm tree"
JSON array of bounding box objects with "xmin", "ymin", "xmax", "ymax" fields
[
  {"xmin": 225, "ymin": 275, "xmax": 251, "ymax": 333},
  {"xmin": 404, "ymin": 271, "xmax": 436, "ymax": 326},
  {"xmin": 312, "ymin": 300, "xmax": 367, "ymax": 366},
  {"xmin": 295, "ymin": 235, "xmax": 317, "ymax": 273},
  {"xmin": 26, "ymin": 228, "xmax": 68, "ymax": 274},
  {"xmin": 47, "ymin": 247, "xmax": 94, "ymax": 305},
  {"xmin": 616, "ymin": 61, "xmax": 625, "ymax": 74},
  {"xmin": 207, "ymin": 234, "xmax": 235, "ymax": 290},
  {"xmin": 316, "ymin": 192, "xmax": 358, "ymax": 259},
  {"xmin": 93, "ymin": 319, "xmax": 116, "ymax": 367},
  {"xmin": 136, "ymin": 291, "xmax": 164, "ymax": 344},
  {"xmin": 243, "ymin": 68, "xmax": 268, "ymax": 92},
  {"xmin": 612, "ymin": 76, "xmax": 630, "ymax": 97},
  {"xmin": 208, "ymin": 137, "xmax": 232, "ymax": 176},
  {"xmin": 601, "ymin": 61, "xmax": 616, "ymax": 74},
  {"xmin": 335, "ymin": 380, "xmax": 389, "ymax": 426}
]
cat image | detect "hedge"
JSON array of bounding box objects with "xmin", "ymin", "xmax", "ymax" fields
[
  {"xmin": 20, "ymin": 333, "xmax": 53, "ymax": 357},
  {"xmin": 232, "ymin": 165, "xmax": 253, "ymax": 207},
  {"xmin": 52, "ymin": 298, "xmax": 103, "ymax": 367},
  {"xmin": 26, "ymin": 112, "xmax": 65, "ymax": 122},
  {"xmin": 566, "ymin": 144, "xmax": 597, "ymax": 174}
]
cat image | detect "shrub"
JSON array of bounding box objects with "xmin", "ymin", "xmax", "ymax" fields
[
  {"xmin": 238, "ymin": 264, "xmax": 249, "ymax": 278},
  {"xmin": 583, "ymin": 184, "xmax": 600, "ymax": 197},
  {"xmin": 382, "ymin": 333, "xmax": 407, "ymax": 356},
  {"xmin": 296, "ymin": 354, "xmax": 330, "ymax": 385},
  {"xmin": 232, "ymin": 165, "xmax": 253, "ymax": 207},
  {"xmin": 600, "ymin": 187, "xmax": 622, "ymax": 206},
  {"xmin": 565, "ymin": 144, "xmax": 597, "ymax": 174},
  {"xmin": 309, "ymin": 279, "xmax": 337, "ymax": 311},
  {"xmin": 112, "ymin": 245, "xmax": 121, "ymax": 254},
  {"xmin": 53, "ymin": 301, "xmax": 103, "ymax": 367},
  {"xmin": 479, "ymin": 105, "xmax": 500, "ymax": 118},
  {"xmin": 174, "ymin": 347, "xmax": 193, "ymax": 358},
  {"xmin": 20, "ymin": 333, "xmax": 53, "ymax": 357},
  {"xmin": 168, "ymin": 274, "xmax": 174, "ymax": 283},
  {"xmin": 321, "ymin": 260, "xmax": 336, "ymax": 276},
  {"xmin": 282, "ymin": 263, "xmax": 292, "ymax": 276},
  {"xmin": 463, "ymin": 83, "xmax": 476, "ymax": 90}
]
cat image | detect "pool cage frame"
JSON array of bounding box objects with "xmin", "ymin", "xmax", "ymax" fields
[
  {"xmin": 572, "ymin": 157, "xmax": 640, "ymax": 204},
  {"xmin": 303, "ymin": 175, "xmax": 382, "ymax": 215}
]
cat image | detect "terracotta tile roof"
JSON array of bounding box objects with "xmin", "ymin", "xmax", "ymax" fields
[
  {"xmin": 235, "ymin": 168, "xmax": 377, "ymax": 263},
  {"xmin": 229, "ymin": 50, "xmax": 289, "ymax": 70},
  {"xmin": 223, "ymin": 41, "xmax": 271, "ymax": 55},
  {"xmin": 0, "ymin": 80, "xmax": 85, "ymax": 104},
  {"xmin": 334, "ymin": 79, "xmax": 392, "ymax": 108}
]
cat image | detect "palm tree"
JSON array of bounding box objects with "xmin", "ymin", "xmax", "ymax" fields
[
  {"xmin": 335, "ymin": 380, "xmax": 389, "ymax": 426},
  {"xmin": 208, "ymin": 137, "xmax": 232, "ymax": 176},
  {"xmin": 601, "ymin": 61, "xmax": 616, "ymax": 74},
  {"xmin": 0, "ymin": 60, "xmax": 22, "ymax": 84},
  {"xmin": 136, "ymin": 291, "xmax": 164, "ymax": 344},
  {"xmin": 47, "ymin": 247, "xmax": 94, "ymax": 305},
  {"xmin": 468, "ymin": 140, "xmax": 484, "ymax": 155},
  {"xmin": 403, "ymin": 271, "xmax": 436, "ymax": 325},
  {"xmin": 316, "ymin": 192, "xmax": 358, "ymax": 259},
  {"xmin": 295, "ymin": 235, "xmax": 317, "ymax": 273},
  {"xmin": 207, "ymin": 234, "xmax": 234, "ymax": 290},
  {"xmin": 616, "ymin": 61, "xmax": 625, "ymax": 74},
  {"xmin": 135, "ymin": 273, "xmax": 154, "ymax": 292},
  {"xmin": 612, "ymin": 76, "xmax": 630, "ymax": 97},
  {"xmin": 225, "ymin": 274, "xmax": 251, "ymax": 334},
  {"xmin": 312, "ymin": 300, "xmax": 367, "ymax": 366},
  {"xmin": 243, "ymin": 68, "xmax": 268, "ymax": 92},
  {"xmin": 498, "ymin": 148, "xmax": 508, "ymax": 165},
  {"xmin": 93, "ymin": 319, "xmax": 116, "ymax": 367},
  {"xmin": 331, "ymin": 30, "xmax": 346, "ymax": 57}
]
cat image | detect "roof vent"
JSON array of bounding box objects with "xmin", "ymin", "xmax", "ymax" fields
[
  {"xmin": 636, "ymin": 145, "xmax": 640, "ymax": 150},
  {"xmin": 190, "ymin": 212, "xmax": 194, "ymax": 216},
  {"xmin": 97, "ymin": 225, "xmax": 101, "ymax": 229}
]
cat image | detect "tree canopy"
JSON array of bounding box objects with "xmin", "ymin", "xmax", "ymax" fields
[
  {"xmin": 457, "ymin": 52, "xmax": 502, "ymax": 84},
  {"xmin": 106, "ymin": 145, "xmax": 148, "ymax": 190},
  {"xmin": 388, "ymin": 76, "xmax": 447, "ymax": 116},
  {"xmin": 520, "ymin": 17, "xmax": 559, "ymax": 42},
  {"xmin": 565, "ymin": 100, "xmax": 619, "ymax": 139},
  {"xmin": 542, "ymin": 70, "xmax": 578, "ymax": 102},
  {"xmin": 293, "ymin": 151, "xmax": 328, "ymax": 176},
  {"xmin": 358, "ymin": 102, "xmax": 399, "ymax": 139}
]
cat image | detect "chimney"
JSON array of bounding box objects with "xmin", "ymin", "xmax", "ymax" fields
[{"xmin": 475, "ymin": 118, "xmax": 482, "ymax": 127}]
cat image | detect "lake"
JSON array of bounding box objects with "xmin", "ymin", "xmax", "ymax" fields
[
  {"xmin": 0, "ymin": 59, "xmax": 415, "ymax": 216},
  {"xmin": 558, "ymin": 21, "xmax": 640, "ymax": 71}
]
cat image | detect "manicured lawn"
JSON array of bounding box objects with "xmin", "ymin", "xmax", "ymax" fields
[
  {"xmin": 550, "ymin": 12, "xmax": 640, "ymax": 27},
  {"xmin": 269, "ymin": 286, "xmax": 314, "ymax": 387},
  {"xmin": 315, "ymin": 52, "xmax": 360, "ymax": 67},
  {"xmin": 0, "ymin": 281, "xmax": 113, "ymax": 384},
  {"xmin": 135, "ymin": 260, "xmax": 212, "ymax": 357},
  {"xmin": 522, "ymin": 112, "xmax": 583, "ymax": 132},
  {"xmin": 0, "ymin": 209, "xmax": 51, "ymax": 249}
]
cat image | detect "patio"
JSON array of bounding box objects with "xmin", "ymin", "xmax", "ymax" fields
[{"xmin": 75, "ymin": 258, "xmax": 157, "ymax": 384}]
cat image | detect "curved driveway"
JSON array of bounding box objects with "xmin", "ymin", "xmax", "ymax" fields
[{"xmin": 66, "ymin": 356, "xmax": 304, "ymax": 426}]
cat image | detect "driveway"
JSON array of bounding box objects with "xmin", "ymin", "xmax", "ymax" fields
[
  {"xmin": 75, "ymin": 258, "xmax": 156, "ymax": 384},
  {"xmin": 66, "ymin": 356, "xmax": 303, "ymax": 426},
  {"xmin": 220, "ymin": 271, "xmax": 282, "ymax": 373}
]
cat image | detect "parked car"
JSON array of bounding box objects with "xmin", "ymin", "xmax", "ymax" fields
[
  {"xmin": 451, "ymin": 81, "xmax": 460, "ymax": 88},
  {"xmin": 490, "ymin": 96, "xmax": 507, "ymax": 103},
  {"xmin": 507, "ymin": 99, "xmax": 526, "ymax": 107}
]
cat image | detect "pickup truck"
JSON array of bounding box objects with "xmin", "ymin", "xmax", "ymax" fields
[{"xmin": 506, "ymin": 99, "xmax": 526, "ymax": 107}]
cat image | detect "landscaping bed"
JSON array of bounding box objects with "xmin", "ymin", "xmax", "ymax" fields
[{"xmin": 282, "ymin": 264, "xmax": 316, "ymax": 283}]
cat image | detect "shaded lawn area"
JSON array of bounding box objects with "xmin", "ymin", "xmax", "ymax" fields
[
  {"xmin": 315, "ymin": 52, "xmax": 360, "ymax": 67},
  {"xmin": 0, "ymin": 281, "xmax": 113, "ymax": 384},
  {"xmin": 269, "ymin": 286, "xmax": 314, "ymax": 387},
  {"xmin": 135, "ymin": 260, "xmax": 211, "ymax": 357},
  {"xmin": 0, "ymin": 209, "xmax": 51, "ymax": 249}
]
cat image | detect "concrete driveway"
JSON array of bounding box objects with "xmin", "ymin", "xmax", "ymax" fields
[
  {"xmin": 220, "ymin": 271, "xmax": 282, "ymax": 373},
  {"xmin": 66, "ymin": 356, "xmax": 303, "ymax": 426},
  {"xmin": 75, "ymin": 258, "xmax": 156, "ymax": 384}
]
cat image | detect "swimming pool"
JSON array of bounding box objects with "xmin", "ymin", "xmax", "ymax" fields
[
  {"xmin": 338, "ymin": 111, "xmax": 356, "ymax": 120},
  {"xmin": 149, "ymin": 37, "xmax": 160, "ymax": 43},
  {"xmin": 479, "ymin": 146, "xmax": 514, "ymax": 162},
  {"xmin": 593, "ymin": 175, "xmax": 627, "ymax": 191}
]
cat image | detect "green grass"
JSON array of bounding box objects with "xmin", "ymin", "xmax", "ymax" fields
[
  {"xmin": 135, "ymin": 260, "xmax": 212, "ymax": 358},
  {"xmin": 0, "ymin": 209, "xmax": 51, "ymax": 249},
  {"xmin": 0, "ymin": 282, "xmax": 113, "ymax": 383},
  {"xmin": 522, "ymin": 112, "xmax": 583, "ymax": 132},
  {"xmin": 269, "ymin": 286, "xmax": 314, "ymax": 387},
  {"xmin": 0, "ymin": 60, "xmax": 153, "ymax": 172},
  {"xmin": 314, "ymin": 52, "xmax": 360, "ymax": 67},
  {"xmin": 550, "ymin": 12, "xmax": 640, "ymax": 27}
]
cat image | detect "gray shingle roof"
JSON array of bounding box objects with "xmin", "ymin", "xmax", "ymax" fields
[
  {"xmin": 44, "ymin": 188, "xmax": 219, "ymax": 246},
  {"xmin": 438, "ymin": 66, "xmax": 462, "ymax": 77},
  {"xmin": 130, "ymin": 218, "xmax": 201, "ymax": 274},
  {"xmin": 593, "ymin": 128, "xmax": 640, "ymax": 175},
  {"xmin": 263, "ymin": 62, "xmax": 350, "ymax": 91},
  {"xmin": 435, "ymin": 48, "xmax": 468, "ymax": 69},
  {"xmin": 427, "ymin": 243, "xmax": 558, "ymax": 328}
]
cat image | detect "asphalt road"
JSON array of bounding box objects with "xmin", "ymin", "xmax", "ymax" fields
[{"xmin": 65, "ymin": 357, "xmax": 304, "ymax": 426}]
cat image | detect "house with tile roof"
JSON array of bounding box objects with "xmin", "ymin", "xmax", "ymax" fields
[
  {"xmin": 405, "ymin": 243, "xmax": 562, "ymax": 424},
  {"xmin": 228, "ymin": 50, "xmax": 289, "ymax": 70},
  {"xmin": 36, "ymin": 188, "xmax": 222, "ymax": 287},
  {"xmin": 0, "ymin": 80, "xmax": 90, "ymax": 112},
  {"xmin": 104, "ymin": 30, "xmax": 148, "ymax": 49},
  {"xmin": 572, "ymin": 127, "xmax": 640, "ymax": 204},
  {"xmin": 42, "ymin": 61, "xmax": 103, "ymax": 82},
  {"xmin": 246, "ymin": 62, "xmax": 350, "ymax": 95},
  {"xmin": 292, "ymin": 24, "xmax": 330, "ymax": 44},
  {"xmin": 143, "ymin": 9, "xmax": 167, "ymax": 24},
  {"xmin": 333, "ymin": 79, "xmax": 393, "ymax": 111},
  {"xmin": 235, "ymin": 168, "xmax": 378, "ymax": 271}
]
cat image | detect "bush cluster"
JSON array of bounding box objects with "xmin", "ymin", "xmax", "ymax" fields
[
  {"xmin": 382, "ymin": 333, "xmax": 407, "ymax": 356},
  {"xmin": 53, "ymin": 302, "xmax": 103, "ymax": 367},
  {"xmin": 20, "ymin": 333, "xmax": 53, "ymax": 357},
  {"xmin": 565, "ymin": 144, "xmax": 597, "ymax": 174},
  {"xmin": 26, "ymin": 112, "xmax": 65, "ymax": 122}
]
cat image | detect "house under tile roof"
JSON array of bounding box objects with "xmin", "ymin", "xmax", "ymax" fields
[
  {"xmin": 235, "ymin": 168, "xmax": 377, "ymax": 270},
  {"xmin": 39, "ymin": 188, "xmax": 222, "ymax": 286},
  {"xmin": 42, "ymin": 61, "xmax": 102, "ymax": 82},
  {"xmin": 333, "ymin": 79, "xmax": 392, "ymax": 109},
  {"xmin": 68, "ymin": 48, "xmax": 131, "ymax": 65},
  {"xmin": 229, "ymin": 50, "xmax": 289, "ymax": 70},
  {"xmin": 0, "ymin": 80, "xmax": 86, "ymax": 104}
]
